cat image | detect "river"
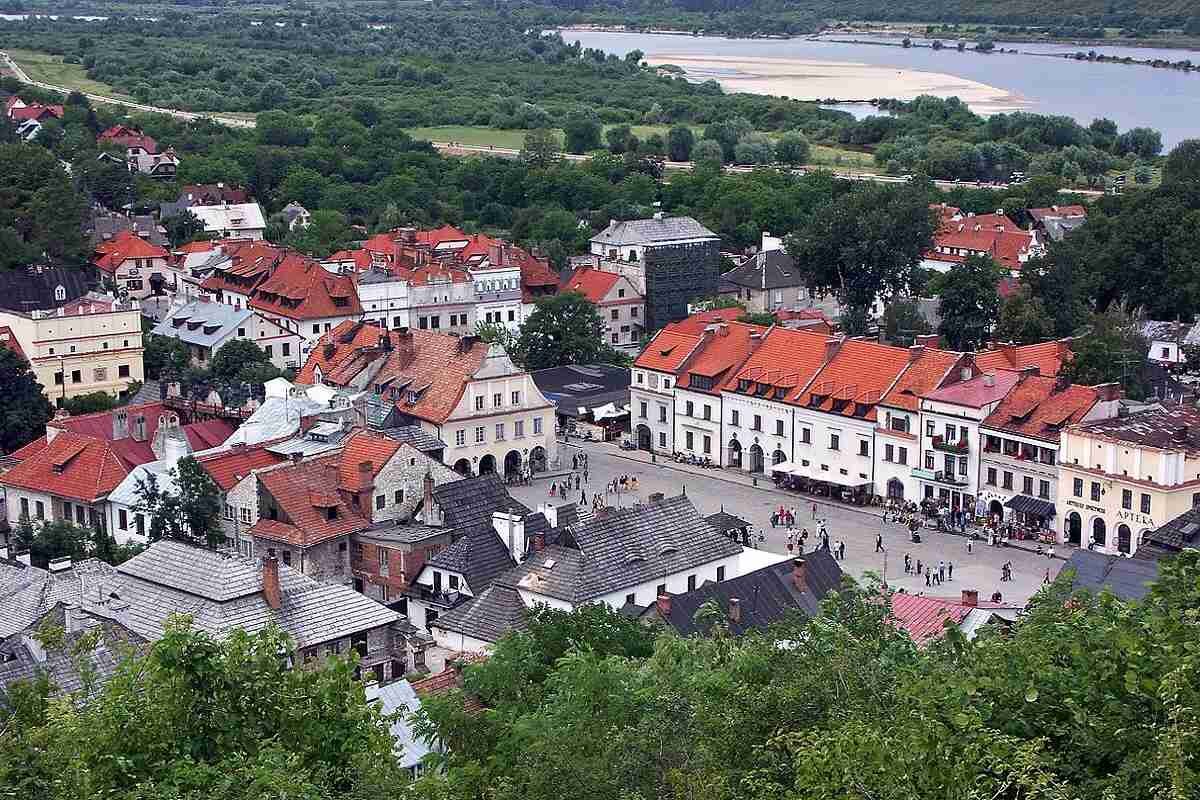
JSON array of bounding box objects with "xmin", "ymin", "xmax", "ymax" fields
[{"xmin": 564, "ymin": 30, "xmax": 1200, "ymax": 147}]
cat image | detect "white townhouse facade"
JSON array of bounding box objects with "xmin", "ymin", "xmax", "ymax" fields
[{"xmin": 630, "ymin": 327, "xmax": 701, "ymax": 454}]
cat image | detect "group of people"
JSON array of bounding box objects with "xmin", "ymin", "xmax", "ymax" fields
[
  {"xmin": 902, "ymin": 555, "xmax": 954, "ymax": 587},
  {"xmin": 784, "ymin": 524, "xmax": 844, "ymax": 559},
  {"xmin": 1000, "ymin": 561, "xmax": 1016, "ymax": 582}
]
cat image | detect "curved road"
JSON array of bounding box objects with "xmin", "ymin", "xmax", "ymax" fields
[{"xmin": 2, "ymin": 49, "xmax": 1100, "ymax": 196}]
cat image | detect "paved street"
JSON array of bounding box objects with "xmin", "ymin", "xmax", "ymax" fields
[{"xmin": 509, "ymin": 440, "xmax": 1065, "ymax": 606}]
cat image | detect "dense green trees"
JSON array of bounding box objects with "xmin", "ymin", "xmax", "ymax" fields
[
  {"xmin": 0, "ymin": 347, "xmax": 54, "ymax": 454},
  {"xmin": 514, "ymin": 292, "xmax": 628, "ymax": 370},
  {"xmin": 935, "ymin": 254, "xmax": 1005, "ymax": 350},
  {"xmin": 133, "ymin": 455, "xmax": 226, "ymax": 549},
  {"xmin": 0, "ymin": 143, "xmax": 87, "ymax": 263}
]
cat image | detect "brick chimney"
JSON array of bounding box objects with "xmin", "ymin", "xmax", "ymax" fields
[
  {"xmin": 792, "ymin": 558, "xmax": 807, "ymax": 592},
  {"xmin": 961, "ymin": 588, "xmax": 979, "ymax": 607},
  {"xmin": 823, "ymin": 338, "xmax": 842, "ymax": 363},
  {"xmin": 656, "ymin": 593, "xmax": 672, "ymax": 617},
  {"xmin": 112, "ymin": 409, "xmax": 129, "ymax": 440},
  {"xmin": 908, "ymin": 344, "xmax": 925, "ymax": 361},
  {"xmin": 262, "ymin": 555, "xmax": 282, "ymax": 610},
  {"xmin": 728, "ymin": 597, "xmax": 742, "ymax": 624},
  {"xmin": 395, "ymin": 328, "xmax": 415, "ymax": 370},
  {"xmin": 915, "ymin": 334, "xmax": 940, "ymax": 348},
  {"xmin": 487, "ymin": 242, "xmax": 504, "ymax": 267},
  {"xmin": 1093, "ymin": 382, "xmax": 1122, "ymax": 403},
  {"xmin": 531, "ymin": 533, "xmax": 546, "ymax": 553},
  {"xmin": 423, "ymin": 471, "xmax": 435, "ymax": 523}
]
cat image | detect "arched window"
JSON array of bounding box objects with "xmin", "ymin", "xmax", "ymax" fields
[{"xmin": 54, "ymin": 285, "xmax": 66, "ymax": 302}]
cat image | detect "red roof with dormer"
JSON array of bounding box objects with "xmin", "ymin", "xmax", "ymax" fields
[
  {"xmin": 92, "ymin": 230, "xmax": 169, "ymax": 274},
  {"xmin": 879, "ymin": 348, "xmax": 966, "ymax": 413},
  {"xmin": 795, "ymin": 338, "xmax": 915, "ymax": 421},
  {"xmin": 675, "ymin": 321, "xmax": 766, "ymax": 396},
  {"xmin": 927, "ymin": 212, "xmax": 1035, "ymax": 272},
  {"xmin": 249, "ymin": 251, "xmax": 361, "ymax": 321},
  {"xmin": 634, "ymin": 325, "xmax": 704, "ymax": 373},
  {"xmin": 561, "ymin": 267, "xmax": 621, "ymax": 304},
  {"xmin": 981, "ymin": 374, "xmax": 1105, "ymax": 444},
  {"xmin": 0, "ymin": 431, "xmax": 133, "ymax": 502},
  {"xmin": 98, "ymin": 124, "xmax": 158, "ymax": 153},
  {"xmin": 196, "ymin": 445, "xmax": 285, "ymax": 491},
  {"xmin": 5, "ymin": 96, "xmax": 63, "ymax": 122},
  {"xmin": 974, "ymin": 341, "xmax": 1072, "ymax": 377}
]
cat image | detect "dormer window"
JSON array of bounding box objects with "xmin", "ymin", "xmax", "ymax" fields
[{"xmin": 54, "ymin": 285, "xmax": 66, "ymax": 301}]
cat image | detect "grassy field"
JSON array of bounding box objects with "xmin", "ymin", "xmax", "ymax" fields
[
  {"xmin": 7, "ymin": 48, "xmax": 133, "ymax": 100},
  {"xmin": 404, "ymin": 124, "xmax": 876, "ymax": 168}
]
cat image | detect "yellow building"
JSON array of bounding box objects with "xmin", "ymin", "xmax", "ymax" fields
[
  {"xmin": 1058, "ymin": 405, "xmax": 1200, "ymax": 556},
  {"xmin": 0, "ymin": 295, "xmax": 145, "ymax": 406}
]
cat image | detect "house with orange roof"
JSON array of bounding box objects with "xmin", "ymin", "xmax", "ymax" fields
[
  {"xmin": 631, "ymin": 323, "xmax": 704, "ymax": 453},
  {"xmin": 91, "ymin": 230, "xmax": 173, "ymax": 300},
  {"xmin": 4, "ymin": 96, "xmax": 63, "ymax": 123},
  {"xmin": 974, "ymin": 340, "xmax": 1073, "ymax": 377},
  {"xmin": 921, "ymin": 210, "xmax": 1043, "ymax": 276},
  {"xmin": 979, "ymin": 373, "xmax": 1119, "ymax": 534},
  {"xmin": 873, "ymin": 339, "xmax": 973, "ymax": 503},
  {"xmin": 297, "ymin": 322, "xmax": 557, "ymax": 478},
  {"xmin": 671, "ymin": 321, "xmax": 766, "ymax": 464},
  {"xmin": 562, "ymin": 267, "xmax": 644, "ymax": 348}
]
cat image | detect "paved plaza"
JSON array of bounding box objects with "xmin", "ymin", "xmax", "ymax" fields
[{"xmin": 508, "ymin": 439, "xmax": 1065, "ymax": 606}]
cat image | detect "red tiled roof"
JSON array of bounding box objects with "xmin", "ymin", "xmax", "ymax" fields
[
  {"xmin": 249, "ymin": 251, "xmax": 362, "ymax": 320},
  {"xmin": 327, "ymin": 249, "xmax": 375, "ymax": 274},
  {"xmin": 336, "ymin": 430, "xmax": 402, "ymax": 492},
  {"xmin": 0, "ymin": 431, "xmax": 132, "ymax": 502},
  {"xmin": 93, "ymin": 230, "xmax": 169, "ymax": 274},
  {"xmin": 199, "ymin": 239, "xmax": 283, "ymax": 297},
  {"xmin": 49, "ymin": 403, "xmax": 235, "ymax": 467},
  {"xmin": 406, "ymin": 263, "xmax": 470, "ymax": 286},
  {"xmin": 297, "ymin": 322, "xmax": 488, "ymax": 425},
  {"xmin": 411, "ymin": 663, "xmax": 485, "ymax": 714},
  {"xmin": 183, "ymin": 419, "xmax": 238, "ymax": 451},
  {"xmin": 413, "ymin": 225, "xmax": 472, "ymax": 249},
  {"xmin": 880, "ymin": 349, "xmax": 964, "ymax": 412},
  {"xmin": 634, "ymin": 326, "xmax": 703, "ymax": 373},
  {"xmin": 8, "ymin": 103, "xmax": 63, "ymax": 122},
  {"xmin": 197, "ymin": 446, "xmax": 285, "ymax": 491},
  {"xmin": 981, "ymin": 374, "xmax": 1102, "ymax": 444},
  {"xmin": 974, "ymin": 341, "xmax": 1071, "ymax": 377},
  {"xmin": 0, "ymin": 326, "xmax": 26, "ymax": 361},
  {"xmin": 927, "ymin": 214, "xmax": 1034, "ymax": 272},
  {"xmin": 887, "ymin": 592, "xmax": 973, "ymax": 645},
  {"xmin": 923, "ymin": 369, "xmax": 1022, "ymax": 408},
  {"xmin": 672, "ymin": 307, "xmax": 743, "ymax": 334},
  {"xmin": 724, "ymin": 326, "xmax": 832, "ymax": 397},
  {"xmin": 561, "ymin": 268, "xmax": 621, "ymax": 304},
  {"xmin": 676, "ymin": 322, "xmax": 766, "ymax": 395},
  {"xmin": 794, "ymin": 338, "xmax": 914, "ymax": 420},
  {"xmin": 98, "ymin": 125, "xmax": 158, "ymax": 153},
  {"xmin": 255, "ymin": 453, "xmax": 368, "ymax": 546},
  {"xmin": 1028, "ymin": 205, "xmax": 1086, "ymax": 222}
]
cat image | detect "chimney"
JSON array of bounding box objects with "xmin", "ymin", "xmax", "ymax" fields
[
  {"xmin": 131, "ymin": 413, "xmax": 147, "ymax": 442},
  {"xmin": 48, "ymin": 556, "xmax": 73, "ymax": 573},
  {"xmin": 1054, "ymin": 373, "xmax": 1071, "ymax": 392},
  {"xmin": 423, "ymin": 471, "xmax": 435, "ymax": 523},
  {"xmin": 112, "ymin": 409, "xmax": 129, "ymax": 440},
  {"xmin": 1093, "ymin": 382, "xmax": 1122, "ymax": 403},
  {"xmin": 656, "ymin": 593, "xmax": 671, "ymax": 617},
  {"xmin": 487, "ymin": 242, "xmax": 503, "ymax": 267},
  {"xmin": 823, "ymin": 337, "xmax": 842, "ymax": 363},
  {"xmin": 915, "ymin": 334, "xmax": 940, "ymax": 348},
  {"xmin": 792, "ymin": 558, "xmax": 807, "ymax": 592},
  {"xmin": 290, "ymin": 451, "xmax": 303, "ymax": 465},
  {"xmin": 982, "ymin": 373, "xmax": 996, "ymax": 388},
  {"xmin": 531, "ymin": 533, "xmax": 546, "ymax": 553},
  {"xmin": 538, "ymin": 502, "xmax": 558, "ymax": 529},
  {"xmin": 493, "ymin": 511, "xmax": 526, "ymax": 559},
  {"xmin": 1173, "ymin": 424, "xmax": 1189, "ymax": 444},
  {"xmin": 262, "ymin": 555, "xmax": 281, "ymax": 610},
  {"xmin": 908, "ymin": 344, "xmax": 925, "ymax": 361},
  {"xmin": 961, "ymin": 588, "xmax": 979, "ymax": 607},
  {"xmin": 728, "ymin": 597, "xmax": 742, "ymax": 624}
]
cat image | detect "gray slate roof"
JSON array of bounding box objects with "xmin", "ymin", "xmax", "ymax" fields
[
  {"xmin": 365, "ymin": 679, "xmax": 436, "ymax": 769},
  {"xmin": 375, "ymin": 425, "xmax": 446, "ymax": 453},
  {"xmin": 1137, "ymin": 506, "xmax": 1200, "ymax": 559},
  {"xmin": 721, "ymin": 248, "xmax": 803, "ymax": 290},
  {"xmin": 432, "ymin": 474, "xmax": 529, "ymax": 532},
  {"xmin": 423, "ymin": 527, "xmax": 516, "ymax": 594},
  {"xmin": 531, "ymin": 364, "xmax": 630, "ymax": 418},
  {"xmin": 93, "ymin": 541, "xmax": 399, "ymax": 648},
  {"xmin": 151, "ymin": 300, "xmax": 255, "ymax": 349},
  {"xmin": 505, "ymin": 495, "xmax": 743, "ymax": 604},
  {"xmin": 431, "ymin": 583, "xmax": 529, "ymax": 644},
  {"xmin": 0, "ymin": 266, "xmax": 97, "ymax": 313},
  {"xmin": 0, "ymin": 558, "xmax": 112, "ymax": 639},
  {"xmin": 1140, "ymin": 319, "xmax": 1200, "ymax": 347},
  {"xmin": 1066, "ymin": 549, "xmax": 1160, "ymax": 602},
  {"xmin": 591, "ymin": 216, "xmax": 718, "ymax": 247},
  {"xmin": 647, "ymin": 550, "xmax": 842, "ymax": 637}
]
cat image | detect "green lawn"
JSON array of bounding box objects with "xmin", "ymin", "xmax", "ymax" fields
[{"xmin": 7, "ymin": 48, "xmax": 133, "ymax": 100}]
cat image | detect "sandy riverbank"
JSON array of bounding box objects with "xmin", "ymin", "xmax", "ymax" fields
[{"xmin": 645, "ymin": 53, "xmax": 1030, "ymax": 113}]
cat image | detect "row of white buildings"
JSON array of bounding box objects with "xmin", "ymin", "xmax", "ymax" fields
[{"xmin": 630, "ymin": 316, "xmax": 1168, "ymax": 554}]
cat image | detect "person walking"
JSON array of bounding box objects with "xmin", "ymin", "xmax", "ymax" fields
[
  {"xmin": 875, "ymin": 533, "xmax": 884, "ymax": 553},
  {"xmin": 938, "ymin": 560, "xmax": 945, "ymax": 583},
  {"xmin": 967, "ymin": 537, "xmax": 973, "ymax": 555},
  {"xmin": 904, "ymin": 553, "xmax": 911, "ymax": 574},
  {"xmin": 916, "ymin": 559, "xmax": 923, "ymax": 575},
  {"xmin": 947, "ymin": 561, "xmax": 954, "ymax": 581},
  {"xmin": 925, "ymin": 570, "xmax": 932, "ymax": 587},
  {"xmin": 583, "ymin": 468, "xmax": 589, "ymax": 484},
  {"xmin": 1043, "ymin": 567, "xmax": 1051, "ymax": 584},
  {"xmin": 838, "ymin": 539, "xmax": 846, "ymax": 560},
  {"xmin": 812, "ymin": 503, "xmax": 817, "ymax": 520}
]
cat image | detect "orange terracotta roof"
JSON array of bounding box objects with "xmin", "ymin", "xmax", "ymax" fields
[
  {"xmin": 928, "ymin": 214, "xmax": 1034, "ymax": 271},
  {"xmin": 413, "ymin": 225, "xmax": 472, "ymax": 249},
  {"xmin": 880, "ymin": 349, "xmax": 964, "ymax": 412},
  {"xmin": 981, "ymin": 374, "xmax": 1101, "ymax": 443},
  {"xmin": 98, "ymin": 125, "xmax": 158, "ymax": 153},
  {"xmin": 562, "ymin": 268, "xmax": 621, "ymax": 304},
  {"xmin": 796, "ymin": 339, "xmax": 915, "ymax": 421},
  {"xmin": 199, "ymin": 240, "xmax": 286, "ymax": 297},
  {"xmin": 197, "ymin": 446, "xmax": 285, "ymax": 491},
  {"xmin": 249, "ymin": 251, "xmax": 362, "ymax": 320},
  {"xmin": 724, "ymin": 326, "xmax": 832, "ymax": 397},
  {"xmin": 411, "ymin": 663, "xmax": 485, "ymax": 714},
  {"xmin": 255, "ymin": 453, "xmax": 368, "ymax": 546},
  {"xmin": 676, "ymin": 322, "xmax": 766, "ymax": 395},
  {"xmin": 336, "ymin": 430, "xmax": 402, "ymax": 492},
  {"xmin": 0, "ymin": 431, "xmax": 131, "ymax": 502},
  {"xmin": 93, "ymin": 230, "xmax": 169, "ymax": 274},
  {"xmin": 888, "ymin": 592, "xmax": 972, "ymax": 645},
  {"xmin": 297, "ymin": 322, "xmax": 488, "ymax": 425},
  {"xmin": 672, "ymin": 307, "xmax": 743, "ymax": 334},
  {"xmin": 634, "ymin": 326, "xmax": 703, "ymax": 373},
  {"xmin": 974, "ymin": 341, "xmax": 1071, "ymax": 377}
]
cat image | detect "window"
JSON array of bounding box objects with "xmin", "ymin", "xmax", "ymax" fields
[
  {"xmin": 752, "ymin": 414, "xmax": 762, "ymax": 431},
  {"xmin": 376, "ymin": 494, "xmax": 386, "ymax": 511},
  {"xmin": 475, "ymin": 426, "xmax": 485, "ymax": 443},
  {"xmin": 1090, "ymin": 482, "xmax": 1101, "ymax": 502},
  {"xmin": 455, "ymin": 430, "xmax": 465, "ymax": 447},
  {"xmin": 731, "ymin": 410, "xmax": 739, "ymax": 427},
  {"xmin": 508, "ymin": 310, "xmax": 515, "ymax": 322},
  {"xmin": 704, "ymin": 405, "xmax": 712, "ymax": 421},
  {"xmin": 511, "ymin": 391, "xmax": 521, "ymax": 405},
  {"xmin": 859, "ymin": 440, "xmax": 869, "ymax": 457},
  {"xmin": 377, "ymin": 547, "xmax": 388, "ymax": 567},
  {"xmin": 1140, "ymin": 493, "xmax": 1151, "ymax": 514},
  {"xmin": 223, "ymin": 503, "xmax": 234, "ymax": 520},
  {"xmin": 775, "ymin": 419, "xmax": 784, "ymax": 436},
  {"xmin": 1023, "ymin": 476, "xmax": 1034, "ymax": 495},
  {"xmin": 237, "ymin": 327, "xmax": 246, "ymax": 338},
  {"xmin": 312, "ymin": 324, "xmax": 320, "ymax": 334},
  {"xmin": 686, "ymin": 401, "xmax": 694, "ymax": 417},
  {"xmin": 659, "ymin": 432, "xmax": 666, "ymax": 448},
  {"xmin": 118, "ymin": 509, "xmax": 128, "ymax": 530},
  {"xmin": 703, "ymin": 435, "xmax": 711, "ymax": 454},
  {"xmin": 533, "ymin": 417, "xmax": 542, "ymax": 435},
  {"xmin": 1039, "ymin": 480, "xmax": 1050, "ymax": 499},
  {"xmin": 687, "ymin": 574, "xmax": 697, "ymax": 591},
  {"xmin": 925, "ymin": 453, "xmax": 935, "ymax": 470},
  {"xmin": 986, "ymin": 467, "xmax": 997, "ymax": 486},
  {"xmin": 35, "ymin": 501, "xmax": 44, "ymax": 520},
  {"xmin": 716, "ymin": 566, "xmax": 725, "ymax": 581},
  {"xmin": 449, "ymin": 575, "xmax": 460, "ymax": 590},
  {"xmin": 631, "ymin": 307, "xmax": 638, "ymax": 318},
  {"xmin": 1162, "ymin": 346, "xmax": 1170, "ymax": 358},
  {"xmin": 958, "ymin": 456, "xmax": 968, "ymax": 475},
  {"xmin": 19, "ymin": 498, "xmax": 28, "ymax": 518},
  {"xmin": 475, "ymin": 396, "xmax": 484, "ymax": 411},
  {"xmin": 618, "ymin": 288, "xmax": 626, "ymax": 298},
  {"xmin": 658, "ymin": 405, "xmax": 667, "ymax": 423},
  {"xmin": 884, "ymin": 444, "xmax": 894, "ymax": 462},
  {"xmin": 493, "ymin": 393, "xmax": 502, "ymax": 408},
  {"xmin": 54, "ymin": 372, "xmax": 63, "ymax": 385},
  {"xmin": 639, "ymin": 402, "xmax": 647, "ymax": 419},
  {"xmin": 626, "ymin": 593, "xmax": 636, "ymax": 605},
  {"xmin": 656, "ymin": 583, "xmax": 667, "ymax": 597},
  {"xmin": 945, "ymin": 423, "xmax": 955, "ymax": 440},
  {"xmin": 685, "ymin": 431, "xmax": 694, "ymax": 450},
  {"xmin": 829, "ymin": 433, "xmax": 839, "ymax": 451},
  {"xmin": 926, "ymin": 421, "xmax": 935, "ymax": 437},
  {"xmin": 1122, "ymin": 489, "xmax": 1132, "ymax": 510},
  {"xmin": 118, "ymin": 364, "xmax": 130, "ymax": 378},
  {"xmin": 515, "ymin": 420, "xmax": 524, "ymax": 438},
  {"xmin": 495, "ymin": 422, "xmax": 505, "ymax": 441},
  {"xmin": 611, "ymin": 309, "xmax": 619, "ymax": 320},
  {"xmin": 265, "ymin": 345, "xmax": 273, "ymax": 358},
  {"xmin": 898, "ymin": 447, "xmax": 907, "ymax": 465},
  {"xmin": 636, "ymin": 373, "xmax": 644, "ymax": 384},
  {"xmin": 71, "ymin": 370, "xmax": 81, "ymax": 384},
  {"xmin": 801, "ymin": 428, "xmax": 811, "ymax": 444},
  {"xmin": 1073, "ymin": 478, "xmax": 1084, "ymax": 497},
  {"xmin": 282, "ymin": 343, "xmax": 290, "ymax": 356},
  {"xmin": 1002, "ymin": 471, "xmax": 1013, "ymax": 490},
  {"xmin": 611, "ymin": 333, "xmax": 619, "ymax": 344}
]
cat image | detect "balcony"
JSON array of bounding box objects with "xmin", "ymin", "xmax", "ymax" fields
[
  {"xmin": 931, "ymin": 435, "xmax": 969, "ymax": 454},
  {"xmin": 417, "ymin": 586, "xmax": 466, "ymax": 609},
  {"xmin": 912, "ymin": 467, "xmax": 968, "ymax": 487}
]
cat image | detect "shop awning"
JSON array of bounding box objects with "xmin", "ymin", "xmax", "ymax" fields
[
  {"xmin": 770, "ymin": 460, "xmax": 797, "ymax": 473},
  {"xmin": 1004, "ymin": 494, "xmax": 1056, "ymax": 519},
  {"xmin": 811, "ymin": 470, "xmax": 871, "ymax": 489}
]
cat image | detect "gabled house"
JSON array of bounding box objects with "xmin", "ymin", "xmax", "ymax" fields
[
  {"xmin": 562, "ymin": 267, "xmax": 644, "ymax": 348},
  {"xmin": 97, "ymin": 125, "xmax": 178, "ymax": 178},
  {"xmin": 719, "ymin": 232, "xmax": 811, "ymax": 313},
  {"xmin": 92, "ymin": 230, "xmax": 173, "ymax": 300},
  {"xmin": 630, "ymin": 325, "xmax": 703, "ymax": 453},
  {"xmin": 1027, "ymin": 204, "xmax": 1087, "ymax": 242},
  {"xmin": 189, "ymin": 202, "xmax": 266, "ymax": 241},
  {"xmin": 922, "ymin": 210, "xmax": 1042, "ymax": 276},
  {"xmin": 151, "ymin": 298, "xmax": 304, "ymax": 371},
  {"xmin": 249, "ymin": 253, "xmax": 361, "ymax": 355},
  {"xmin": 975, "ymin": 340, "xmax": 1073, "ymax": 377},
  {"xmin": 888, "ymin": 588, "xmax": 1021, "ymax": 645}
]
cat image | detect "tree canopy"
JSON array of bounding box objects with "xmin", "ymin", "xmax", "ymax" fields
[
  {"xmin": 514, "ymin": 292, "xmax": 628, "ymax": 370},
  {"xmin": 0, "ymin": 347, "xmax": 54, "ymax": 454}
]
